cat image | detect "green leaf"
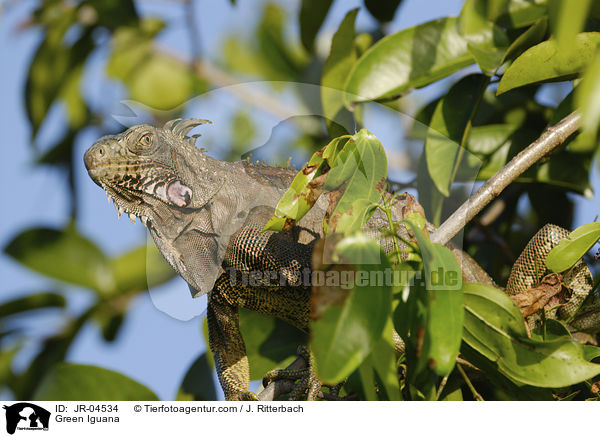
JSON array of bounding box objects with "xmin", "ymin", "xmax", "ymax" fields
[
  {"xmin": 177, "ymin": 353, "xmax": 218, "ymax": 401},
  {"xmin": 299, "ymin": 0, "xmax": 334, "ymax": 52},
  {"xmin": 322, "ymin": 130, "xmax": 388, "ymax": 234},
  {"xmin": 497, "ymin": 33, "xmax": 600, "ymax": 95},
  {"xmin": 107, "ymin": 19, "xmax": 200, "ymax": 110},
  {"xmin": 501, "ymin": 17, "xmax": 548, "ymax": 64},
  {"xmin": 370, "ymin": 317, "xmax": 402, "ymax": 400},
  {"xmin": 460, "ymin": 343, "xmax": 554, "ymax": 400},
  {"xmin": 495, "ymin": 0, "xmax": 548, "ymax": 28},
  {"xmin": 548, "ymin": 0, "xmax": 591, "ymax": 61},
  {"xmin": 311, "ymin": 234, "xmax": 392, "ymax": 383},
  {"xmin": 0, "ymin": 292, "xmax": 66, "ymax": 318},
  {"xmin": 463, "ymin": 283, "xmax": 600, "ymax": 387},
  {"xmin": 459, "ymin": 0, "xmax": 510, "ymax": 75},
  {"xmin": 576, "ymin": 52, "xmax": 600, "ymax": 138},
  {"xmin": 264, "ymin": 136, "xmax": 349, "ymax": 231},
  {"xmin": 553, "ymin": 88, "xmax": 597, "ymax": 153},
  {"xmin": 4, "ymin": 226, "xmax": 115, "ymax": 294},
  {"xmin": 111, "ymin": 243, "xmax": 175, "ymax": 294},
  {"xmin": 406, "ymin": 223, "xmax": 464, "ymax": 376},
  {"xmin": 344, "ymin": 17, "xmax": 474, "ymax": 104},
  {"xmin": 321, "ymin": 9, "xmax": 359, "ymax": 137},
  {"xmin": 33, "ymin": 363, "xmax": 158, "ymax": 401},
  {"xmin": 530, "ymin": 318, "xmax": 572, "ymax": 341},
  {"xmin": 0, "ymin": 347, "xmax": 18, "ymax": 388},
  {"xmin": 414, "ymin": 102, "xmax": 444, "ymax": 225},
  {"xmin": 467, "ymin": 125, "xmax": 593, "ymax": 195},
  {"xmin": 357, "ymin": 357, "xmax": 378, "ymax": 401},
  {"xmin": 265, "ymin": 129, "xmax": 387, "ymax": 234},
  {"xmin": 583, "ymin": 344, "xmax": 600, "ymax": 361},
  {"xmin": 90, "ymin": 0, "xmax": 139, "ymax": 29},
  {"xmin": 364, "ymin": 0, "xmax": 403, "ymax": 23},
  {"xmin": 545, "ymin": 222, "xmax": 600, "ymax": 272},
  {"xmin": 257, "ymin": 4, "xmax": 307, "ymax": 79},
  {"xmin": 425, "ymin": 74, "xmax": 489, "ymax": 196},
  {"xmin": 25, "ymin": 9, "xmax": 93, "ymax": 136},
  {"xmin": 128, "ymin": 55, "xmax": 197, "ymax": 111},
  {"xmin": 238, "ymin": 309, "xmax": 307, "ymax": 380},
  {"xmin": 98, "ymin": 312, "xmax": 126, "ymax": 343}
]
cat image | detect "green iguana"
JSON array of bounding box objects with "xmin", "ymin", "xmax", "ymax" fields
[{"xmin": 84, "ymin": 118, "xmax": 599, "ymax": 400}]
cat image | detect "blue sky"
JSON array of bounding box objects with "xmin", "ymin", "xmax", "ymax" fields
[{"xmin": 1, "ymin": 0, "xmax": 598, "ymax": 401}]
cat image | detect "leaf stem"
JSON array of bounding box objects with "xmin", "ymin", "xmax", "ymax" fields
[{"xmin": 457, "ymin": 362, "xmax": 484, "ymax": 401}]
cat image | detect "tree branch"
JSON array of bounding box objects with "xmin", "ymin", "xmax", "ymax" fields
[
  {"xmin": 431, "ymin": 111, "xmax": 581, "ymax": 245},
  {"xmin": 256, "ymin": 355, "xmax": 307, "ymax": 401}
]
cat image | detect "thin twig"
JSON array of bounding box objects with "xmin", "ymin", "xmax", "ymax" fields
[
  {"xmin": 457, "ymin": 363, "xmax": 484, "ymax": 401},
  {"xmin": 431, "ymin": 111, "xmax": 581, "ymax": 245},
  {"xmin": 435, "ymin": 374, "xmax": 450, "ymax": 400}
]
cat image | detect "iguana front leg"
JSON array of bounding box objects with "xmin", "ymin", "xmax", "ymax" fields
[
  {"xmin": 207, "ymin": 272, "xmax": 313, "ymax": 400},
  {"xmin": 207, "ymin": 276, "xmax": 255, "ymax": 401},
  {"xmin": 206, "ymin": 208, "xmax": 314, "ymax": 400}
]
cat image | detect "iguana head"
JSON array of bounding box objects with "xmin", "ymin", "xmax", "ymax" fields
[
  {"xmin": 84, "ymin": 118, "xmax": 240, "ymax": 296},
  {"xmin": 84, "ymin": 118, "xmax": 222, "ymax": 228}
]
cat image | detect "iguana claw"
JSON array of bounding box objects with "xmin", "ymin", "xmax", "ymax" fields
[
  {"xmin": 261, "ymin": 346, "xmax": 322, "ymax": 401},
  {"xmin": 237, "ymin": 392, "xmax": 260, "ymax": 401}
]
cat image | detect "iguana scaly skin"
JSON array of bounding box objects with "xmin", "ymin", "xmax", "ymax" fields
[{"xmin": 84, "ymin": 118, "xmax": 598, "ymax": 400}]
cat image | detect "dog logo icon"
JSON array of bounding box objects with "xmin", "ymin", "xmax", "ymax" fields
[{"xmin": 3, "ymin": 403, "xmax": 50, "ymax": 434}]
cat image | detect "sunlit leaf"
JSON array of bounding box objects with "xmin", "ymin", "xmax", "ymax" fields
[
  {"xmin": 425, "ymin": 74, "xmax": 489, "ymax": 196},
  {"xmin": 264, "ymin": 136, "xmax": 348, "ymax": 231},
  {"xmin": 497, "ymin": 33, "xmax": 600, "ymax": 95},
  {"xmin": 33, "ymin": 363, "xmax": 158, "ymax": 401},
  {"xmin": 344, "ymin": 17, "xmax": 473, "ymax": 104},
  {"xmin": 495, "ymin": 0, "xmax": 548, "ymax": 28},
  {"xmin": 321, "ymin": 9, "xmax": 359, "ymax": 137},
  {"xmin": 459, "ymin": 0, "xmax": 510, "ymax": 75},
  {"xmin": 322, "ymin": 130, "xmax": 388, "ymax": 234},
  {"xmin": 501, "ymin": 17, "xmax": 548, "ymax": 64},
  {"xmin": 406, "ymin": 222, "xmax": 463, "ymax": 376},
  {"xmin": 576, "ymin": 53, "xmax": 600, "ymax": 139},
  {"xmin": 463, "ymin": 283, "xmax": 600, "ymax": 387},
  {"xmin": 545, "ymin": 222, "xmax": 600, "ymax": 273},
  {"xmin": 311, "ymin": 234, "xmax": 392, "ymax": 383},
  {"xmin": 548, "ymin": 0, "xmax": 591, "ymax": 61}
]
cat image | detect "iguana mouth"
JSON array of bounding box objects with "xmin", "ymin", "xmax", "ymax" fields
[{"xmin": 100, "ymin": 182, "xmax": 152, "ymax": 226}]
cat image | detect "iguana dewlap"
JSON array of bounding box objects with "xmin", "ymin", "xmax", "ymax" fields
[{"xmin": 84, "ymin": 118, "xmax": 598, "ymax": 400}]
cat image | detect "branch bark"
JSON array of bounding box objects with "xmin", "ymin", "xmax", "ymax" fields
[
  {"xmin": 256, "ymin": 355, "xmax": 307, "ymax": 401},
  {"xmin": 431, "ymin": 111, "xmax": 581, "ymax": 245}
]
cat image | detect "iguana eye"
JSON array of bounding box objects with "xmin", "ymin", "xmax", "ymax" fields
[{"xmin": 139, "ymin": 134, "xmax": 152, "ymax": 147}]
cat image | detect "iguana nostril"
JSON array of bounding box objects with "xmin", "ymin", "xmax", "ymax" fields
[{"xmin": 84, "ymin": 144, "xmax": 106, "ymax": 170}]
